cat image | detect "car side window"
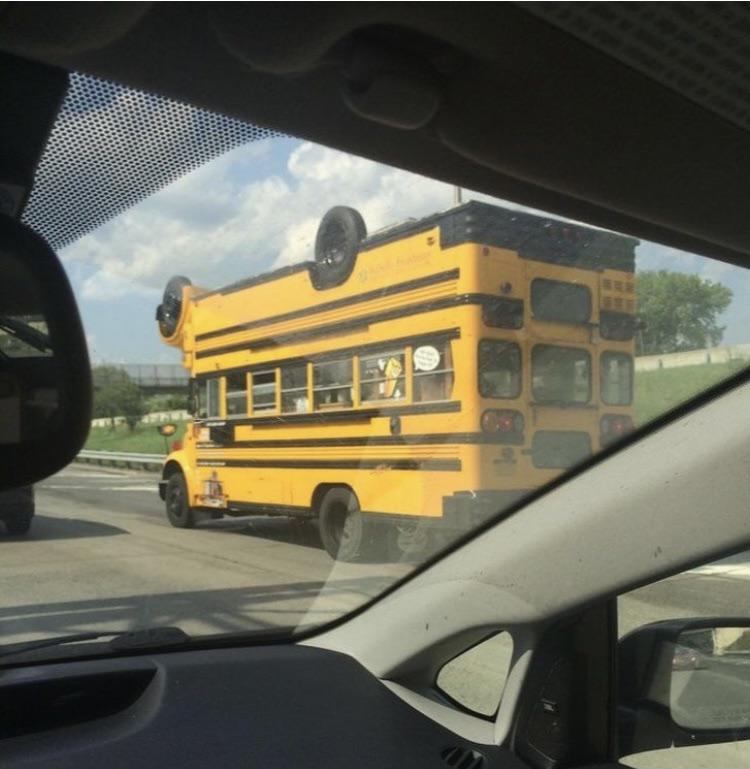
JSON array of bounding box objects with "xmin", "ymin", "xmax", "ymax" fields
[{"xmin": 436, "ymin": 631, "xmax": 513, "ymax": 718}]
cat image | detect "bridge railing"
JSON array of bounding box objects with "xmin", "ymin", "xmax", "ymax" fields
[{"xmin": 93, "ymin": 364, "xmax": 189, "ymax": 389}]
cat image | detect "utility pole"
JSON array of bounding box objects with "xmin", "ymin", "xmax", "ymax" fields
[{"xmin": 453, "ymin": 186, "xmax": 463, "ymax": 206}]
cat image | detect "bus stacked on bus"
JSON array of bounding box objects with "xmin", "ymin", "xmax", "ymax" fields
[{"xmin": 157, "ymin": 201, "xmax": 638, "ymax": 561}]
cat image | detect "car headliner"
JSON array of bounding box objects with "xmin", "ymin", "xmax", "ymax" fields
[{"xmin": 0, "ymin": 3, "xmax": 749, "ymax": 269}]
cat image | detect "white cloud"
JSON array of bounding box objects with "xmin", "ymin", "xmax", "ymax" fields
[
  {"xmin": 61, "ymin": 139, "xmax": 467, "ymax": 299},
  {"xmin": 80, "ymin": 270, "xmax": 160, "ymax": 301}
]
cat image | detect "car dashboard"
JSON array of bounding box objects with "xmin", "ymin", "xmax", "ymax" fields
[{"xmin": 0, "ymin": 645, "xmax": 529, "ymax": 769}]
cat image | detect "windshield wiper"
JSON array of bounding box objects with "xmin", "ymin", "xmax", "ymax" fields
[{"xmin": 0, "ymin": 626, "xmax": 191, "ymax": 660}]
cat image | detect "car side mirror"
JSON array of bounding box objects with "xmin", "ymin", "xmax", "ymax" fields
[
  {"xmin": 618, "ymin": 617, "xmax": 750, "ymax": 756},
  {"xmin": 0, "ymin": 215, "xmax": 91, "ymax": 488}
]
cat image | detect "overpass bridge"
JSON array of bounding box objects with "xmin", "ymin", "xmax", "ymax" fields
[{"xmin": 93, "ymin": 363, "xmax": 188, "ymax": 393}]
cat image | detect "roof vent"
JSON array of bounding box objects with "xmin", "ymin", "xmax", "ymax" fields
[{"xmin": 441, "ymin": 746, "xmax": 486, "ymax": 769}]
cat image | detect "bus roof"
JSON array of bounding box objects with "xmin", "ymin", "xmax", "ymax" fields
[
  {"xmin": 360, "ymin": 201, "xmax": 638, "ymax": 272},
  {"xmin": 200, "ymin": 201, "xmax": 638, "ymax": 299}
]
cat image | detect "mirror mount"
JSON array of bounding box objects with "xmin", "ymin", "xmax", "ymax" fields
[{"xmin": 187, "ymin": 377, "xmax": 198, "ymax": 417}]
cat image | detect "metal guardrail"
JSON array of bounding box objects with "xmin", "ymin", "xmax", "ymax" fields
[{"xmin": 76, "ymin": 450, "xmax": 165, "ymax": 472}]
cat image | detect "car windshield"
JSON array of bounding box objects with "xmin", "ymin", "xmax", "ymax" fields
[{"xmin": 3, "ymin": 73, "xmax": 748, "ymax": 655}]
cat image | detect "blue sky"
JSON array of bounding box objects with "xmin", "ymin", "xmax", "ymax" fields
[{"xmin": 59, "ymin": 137, "xmax": 750, "ymax": 363}]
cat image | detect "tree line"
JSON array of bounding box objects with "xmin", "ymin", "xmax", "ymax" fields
[
  {"xmin": 92, "ymin": 366, "xmax": 186, "ymax": 431},
  {"xmin": 635, "ymin": 271, "xmax": 732, "ymax": 356}
]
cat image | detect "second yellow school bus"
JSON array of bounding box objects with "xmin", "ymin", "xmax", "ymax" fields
[{"xmin": 157, "ymin": 202, "xmax": 638, "ymax": 561}]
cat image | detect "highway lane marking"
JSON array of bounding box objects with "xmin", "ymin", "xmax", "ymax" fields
[
  {"xmin": 40, "ymin": 485, "xmax": 157, "ymax": 492},
  {"xmin": 54, "ymin": 472, "xmax": 132, "ymax": 479}
]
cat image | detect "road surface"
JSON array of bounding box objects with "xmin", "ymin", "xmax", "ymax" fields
[{"xmin": 0, "ymin": 464, "xmax": 409, "ymax": 642}]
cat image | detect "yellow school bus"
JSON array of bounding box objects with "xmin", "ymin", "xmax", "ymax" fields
[{"xmin": 156, "ymin": 202, "xmax": 637, "ymax": 561}]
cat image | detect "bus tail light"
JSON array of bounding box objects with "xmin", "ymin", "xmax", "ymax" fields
[
  {"xmin": 481, "ymin": 409, "xmax": 524, "ymax": 435},
  {"xmin": 600, "ymin": 414, "xmax": 634, "ymax": 446},
  {"xmin": 170, "ymin": 440, "xmax": 183, "ymax": 452}
]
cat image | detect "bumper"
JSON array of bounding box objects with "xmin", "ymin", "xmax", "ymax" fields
[{"xmin": 442, "ymin": 489, "xmax": 534, "ymax": 532}]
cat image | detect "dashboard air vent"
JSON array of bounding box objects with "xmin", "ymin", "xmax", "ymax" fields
[{"xmin": 441, "ymin": 746, "xmax": 485, "ymax": 769}]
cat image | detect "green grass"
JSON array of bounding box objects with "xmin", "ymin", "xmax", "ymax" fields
[
  {"xmin": 82, "ymin": 361, "xmax": 747, "ymax": 453},
  {"xmin": 634, "ymin": 360, "xmax": 747, "ymax": 425},
  {"xmin": 84, "ymin": 421, "xmax": 187, "ymax": 454}
]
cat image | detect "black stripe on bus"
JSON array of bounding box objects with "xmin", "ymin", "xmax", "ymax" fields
[
  {"xmin": 195, "ymin": 329, "xmax": 461, "ymax": 381},
  {"xmin": 195, "ymin": 293, "xmax": 496, "ymax": 359},
  {"xmin": 198, "ymin": 401, "xmax": 462, "ymax": 427},
  {"xmin": 197, "ymin": 458, "xmax": 462, "ymax": 472},
  {"xmin": 196, "ymin": 431, "xmax": 523, "ymax": 448},
  {"xmin": 223, "ymin": 500, "xmax": 312, "ymax": 517},
  {"xmin": 195, "ymin": 269, "xmax": 461, "ymax": 342},
  {"xmin": 219, "ymin": 501, "xmax": 435, "ymax": 526}
]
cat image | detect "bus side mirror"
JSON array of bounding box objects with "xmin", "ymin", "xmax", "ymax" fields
[
  {"xmin": 187, "ymin": 378, "xmax": 197, "ymax": 416},
  {"xmin": 618, "ymin": 618, "xmax": 750, "ymax": 756}
]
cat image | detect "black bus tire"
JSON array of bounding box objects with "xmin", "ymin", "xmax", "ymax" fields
[
  {"xmin": 165, "ymin": 472, "xmax": 195, "ymax": 529},
  {"xmin": 157, "ymin": 275, "xmax": 191, "ymax": 337},
  {"xmin": 312, "ymin": 207, "xmax": 366, "ymax": 289},
  {"xmin": 318, "ymin": 487, "xmax": 370, "ymax": 562}
]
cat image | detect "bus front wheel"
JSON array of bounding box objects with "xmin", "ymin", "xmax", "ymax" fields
[
  {"xmin": 165, "ymin": 473, "xmax": 195, "ymax": 529},
  {"xmin": 318, "ymin": 487, "xmax": 370, "ymax": 562}
]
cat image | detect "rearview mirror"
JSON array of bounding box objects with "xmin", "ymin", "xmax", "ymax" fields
[
  {"xmin": 0, "ymin": 215, "xmax": 91, "ymax": 488},
  {"xmin": 619, "ymin": 617, "xmax": 750, "ymax": 756}
]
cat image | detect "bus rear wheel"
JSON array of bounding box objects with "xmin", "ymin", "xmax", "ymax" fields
[
  {"xmin": 165, "ymin": 473, "xmax": 195, "ymax": 529},
  {"xmin": 318, "ymin": 487, "xmax": 370, "ymax": 562}
]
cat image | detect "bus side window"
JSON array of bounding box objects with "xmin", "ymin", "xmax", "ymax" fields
[
  {"xmin": 413, "ymin": 341, "xmax": 454, "ymax": 402},
  {"xmin": 252, "ymin": 370, "xmax": 276, "ymax": 412},
  {"xmin": 200, "ymin": 378, "xmax": 220, "ymax": 419},
  {"xmin": 313, "ymin": 360, "xmax": 352, "ymax": 409},
  {"xmin": 225, "ymin": 372, "xmax": 248, "ymax": 416},
  {"xmin": 360, "ymin": 351, "xmax": 405, "ymax": 403},
  {"xmin": 281, "ymin": 365, "xmax": 309, "ymax": 413}
]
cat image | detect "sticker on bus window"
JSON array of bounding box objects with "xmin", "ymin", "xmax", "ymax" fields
[
  {"xmin": 383, "ymin": 356, "xmax": 403, "ymax": 397},
  {"xmin": 413, "ymin": 346, "xmax": 440, "ymax": 372}
]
